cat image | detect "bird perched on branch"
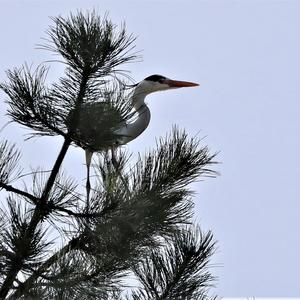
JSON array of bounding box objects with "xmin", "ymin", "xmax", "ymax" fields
[{"xmin": 68, "ymin": 74, "xmax": 199, "ymax": 210}]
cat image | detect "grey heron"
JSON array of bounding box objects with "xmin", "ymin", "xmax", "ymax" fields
[{"xmin": 71, "ymin": 75, "xmax": 199, "ymax": 212}]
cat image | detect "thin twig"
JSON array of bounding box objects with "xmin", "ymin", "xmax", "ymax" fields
[{"xmin": 0, "ymin": 182, "xmax": 37, "ymax": 203}]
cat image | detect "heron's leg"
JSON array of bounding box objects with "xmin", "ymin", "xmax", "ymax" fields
[{"xmin": 85, "ymin": 149, "xmax": 93, "ymax": 216}]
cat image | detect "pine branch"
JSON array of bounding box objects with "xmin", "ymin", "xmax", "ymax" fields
[
  {"xmin": 0, "ymin": 12, "xmax": 137, "ymax": 141},
  {"xmin": 0, "ymin": 139, "xmax": 38, "ymax": 207},
  {"xmin": 133, "ymin": 128, "xmax": 217, "ymax": 193},
  {"xmin": 66, "ymin": 130, "xmax": 216, "ymax": 289},
  {"xmin": 0, "ymin": 44, "xmax": 90, "ymax": 299},
  {"xmin": 131, "ymin": 227, "xmax": 217, "ymax": 300},
  {"xmin": 0, "ymin": 12, "xmax": 139, "ymax": 296},
  {"xmin": 0, "ymin": 199, "xmax": 53, "ymax": 299},
  {"xmin": 7, "ymin": 236, "xmax": 80, "ymax": 300},
  {"xmin": 8, "ymin": 233, "xmax": 121, "ymax": 299},
  {"xmin": 0, "ymin": 170, "xmax": 88, "ymax": 220},
  {"xmin": 0, "ymin": 65, "xmax": 67, "ymax": 138},
  {"xmin": 1, "ymin": 130, "xmax": 217, "ymax": 299},
  {"xmin": 0, "ymin": 138, "xmax": 71, "ymax": 299},
  {"xmin": 0, "ymin": 182, "xmax": 37, "ymax": 204},
  {"xmin": 44, "ymin": 11, "xmax": 137, "ymax": 77},
  {"xmin": 0, "ymin": 140, "xmax": 21, "ymax": 184},
  {"xmin": 127, "ymin": 128, "xmax": 217, "ymax": 237}
]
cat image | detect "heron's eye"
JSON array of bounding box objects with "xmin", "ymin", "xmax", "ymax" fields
[{"xmin": 158, "ymin": 79, "xmax": 165, "ymax": 84}]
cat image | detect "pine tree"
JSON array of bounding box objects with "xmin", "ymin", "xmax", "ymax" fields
[{"xmin": 0, "ymin": 11, "xmax": 217, "ymax": 299}]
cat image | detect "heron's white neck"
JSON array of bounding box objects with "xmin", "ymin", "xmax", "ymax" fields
[
  {"xmin": 131, "ymin": 86, "xmax": 149, "ymax": 110},
  {"xmin": 116, "ymin": 86, "xmax": 151, "ymax": 144}
]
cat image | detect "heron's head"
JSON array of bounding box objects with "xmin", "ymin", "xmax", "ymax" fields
[
  {"xmin": 136, "ymin": 75, "xmax": 199, "ymax": 94},
  {"xmin": 131, "ymin": 75, "xmax": 199, "ymax": 109}
]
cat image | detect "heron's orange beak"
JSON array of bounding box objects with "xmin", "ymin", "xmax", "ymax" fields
[{"xmin": 165, "ymin": 79, "xmax": 199, "ymax": 88}]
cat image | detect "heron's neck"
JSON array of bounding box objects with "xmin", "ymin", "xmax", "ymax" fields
[
  {"xmin": 127, "ymin": 103, "xmax": 150, "ymax": 141},
  {"xmin": 131, "ymin": 86, "xmax": 150, "ymax": 110},
  {"xmin": 116, "ymin": 89, "xmax": 151, "ymax": 144}
]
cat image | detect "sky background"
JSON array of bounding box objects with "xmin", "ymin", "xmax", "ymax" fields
[{"xmin": 0, "ymin": 0, "xmax": 299, "ymax": 298}]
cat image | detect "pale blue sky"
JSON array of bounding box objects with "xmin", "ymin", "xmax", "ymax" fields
[{"xmin": 0, "ymin": 0, "xmax": 300, "ymax": 298}]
